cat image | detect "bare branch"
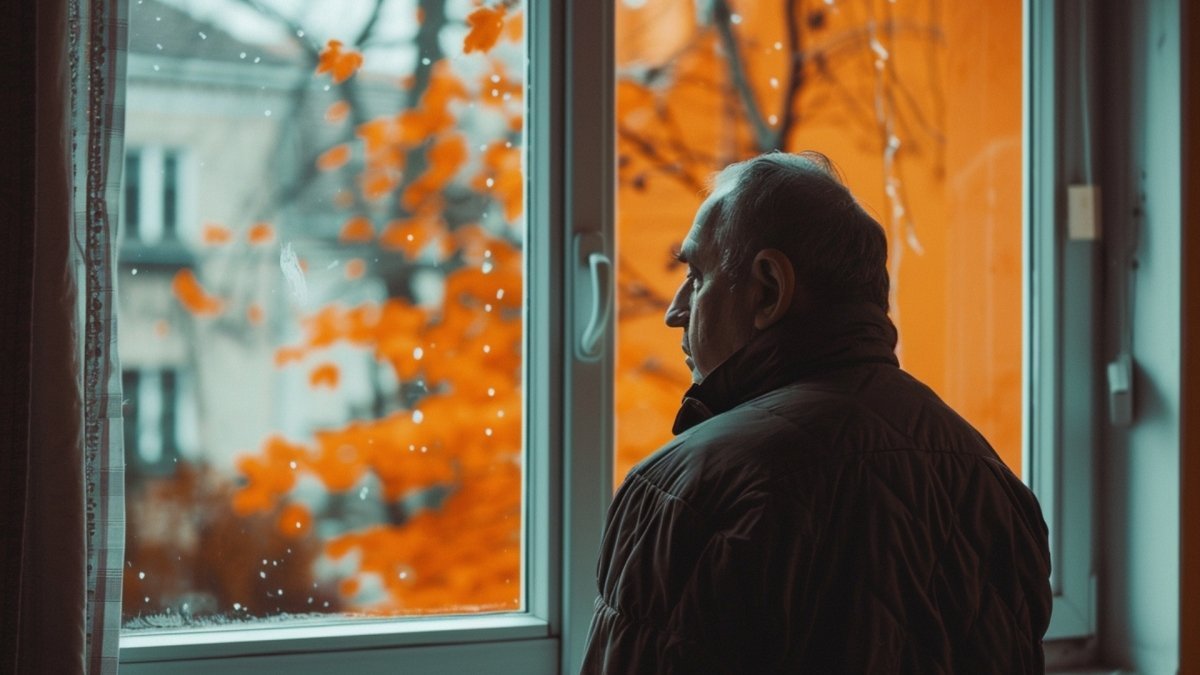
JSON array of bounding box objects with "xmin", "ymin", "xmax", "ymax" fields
[{"xmin": 711, "ymin": 0, "xmax": 774, "ymax": 151}]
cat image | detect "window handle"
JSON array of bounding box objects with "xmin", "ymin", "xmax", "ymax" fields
[{"xmin": 578, "ymin": 251, "xmax": 613, "ymax": 361}]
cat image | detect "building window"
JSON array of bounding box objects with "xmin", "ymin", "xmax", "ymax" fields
[{"xmin": 123, "ymin": 147, "xmax": 184, "ymax": 245}]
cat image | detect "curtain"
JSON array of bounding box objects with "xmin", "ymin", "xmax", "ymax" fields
[
  {"xmin": 8, "ymin": 0, "xmax": 128, "ymax": 673},
  {"xmin": 74, "ymin": 0, "xmax": 130, "ymax": 671}
]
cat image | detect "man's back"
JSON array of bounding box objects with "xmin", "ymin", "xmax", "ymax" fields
[{"xmin": 583, "ymin": 344, "xmax": 1052, "ymax": 673}]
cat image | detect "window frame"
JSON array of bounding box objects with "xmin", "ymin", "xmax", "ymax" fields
[
  {"xmin": 116, "ymin": 0, "xmax": 614, "ymax": 672},
  {"xmin": 1026, "ymin": 0, "xmax": 1098, "ymax": 645}
]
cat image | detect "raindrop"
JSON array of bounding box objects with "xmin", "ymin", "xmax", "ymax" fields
[
  {"xmin": 485, "ymin": 177, "xmax": 495, "ymax": 187},
  {"xmin": 483, "ymin": 344, "xmax": 491, "ymax": 353},
  {"xmin": 490, "ymin": 74, "xmax": 501, "ymax": 83},
  {"xmin": 482, "ymin": 261, "xmax": 494, "ymax": 274},
  {"xmin": 277, "ymin": 589, "xmax": 283, "ymax": 595},
  {"xmin": 240, "ymin": 52, "xmax": 247, "ymax": 59},
  {"xmin": 254, "ymin": 57, "xmax": 261, "ymax": 63},
  {"xmin": 155, "ymin": 43, "xmax": 163, "ymax": 50},
  {"xmin": 264, "ymin": 110, "xmax": 272, "ymax": 117},
  {"xmin": 497, "ymin": 410, "xmax": 505, "ymax": 418},
  {"xmin": 484, "ymin": 304, "xmax": 493, "ymax": 312},
  {"xmin": 259, "ymin": 571, "xmax": 267, "ymax": 579},
  {"xmin": 289, "ymin": 460, "xmax": 297, "ymax": 469},
  {"xmin": 153, "ymin": 64, "xmax": 160, "ymax": 72},
  {"xmin": 144, "ymin": 596, "xmax": 150, "ymax": 603},
  {"xmin": 399, "ymin": 571, "xmax": 408, "ymax": 580},
  {"xmin": 730, "ymin": 13, "xmax": 743, "ymax": 24},
  {"xmin": 296, "ymin": 29, "xmax": 305, "ymax": 37},
  {"xmin": 131, "ymin": 268, "xmax": 138, "ymax": 275},
  {"xmin": 138, "ymin": 571, "xmax": 146, "ymax": 579},
  {"xmin": 770, "ymin": 77, "xmax": 779, "ymax": 89},
  {"xmin": 485, "ymin": 428, "xmax": 493, "ymax": 437},
  {"xmin": 324, "ymin": 85, "xmax": 331, "ymax": 91},
  {"xmin": 421, "ymin": 57, "xmax": 432, "ymax": 66},
  {"xmin": 413, "ymin": 347, "xmax": 424, "ymax": 360},
  {"xmin": 769, "ymin": 114, "xmax": 779, "ymax": 125},
  {"xmin": 295, "ymin": 521, "xmax": 302, "ymax": 529},
  {"xmin": 774, "ymin": 41, "xmax": 783, "ymax": 50},
  {"xmin": 308, "ymin": 597, "xmax": 314, "ymax": 604},
  {"xmin": 199, "ymin": 31, "xmax": 207, "ymax": 39},
  {"xmin": 359, "ymin": 486, "xmax": 369, "ymax": 500},
  {"xmin": 412, "ymin": 409, "xmax": 424, "ymax": 424},
  {"xmin": 487, "ymin": 388, "xmax": 496, "ymax": 397},
  {"xmin": 234, "ymin": 602, "xmax": 242, "ymax": 610},
  {"xmin": 496, "ymin": 289, "xmax": 505, "ymax": 300},
  {"xmin": 262, "ymin": 559, "xmax": 268, "ymax": 565}
]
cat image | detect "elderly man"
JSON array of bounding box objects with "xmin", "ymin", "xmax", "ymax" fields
[{"xmin": 582, "ymin": 152, "xmax": 1052, "ymax": 673}]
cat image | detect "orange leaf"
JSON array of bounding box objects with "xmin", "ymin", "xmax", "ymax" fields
[
  {"xmin": 171, "ymin": 269, "xmax": 224, "ymax": 317},
  {"xmin": 310, "ymin": 362, "xmax": 340, "ymax": 389},
  {"xmin": 345, "ymin": 258, "xmax": 366, "ymax": 280},
  {"xmin": 463, "ymin": 6, "xmax": 507, "ymax": 54},
  {"xmin": 317, "ymin": 144, "xmax": 351, "ymax": 171},
  {"xmin": 339, "ymin": 216, "xmax": 375, "ymax": 243},
  {"xmin": 202, "ymin": 223, "xmax": 233, "ymax": 245},
  {"xmin": 277, "ymin": 503, "xmax": 313, "ymax": 538},
  {"xmin": 325, "ymin": 100, "xmax": 350, "ymax": 123},
  {"xmin": 316, "ymin": 40, "xmax": 364, "ymax": 84},
  {"xmin": 402, "ymin": 134, "xmax": 468, "ymax": 209},
  {"xmin": 248, "ymin": 222, "xmax": 275, "ymax": 245}
]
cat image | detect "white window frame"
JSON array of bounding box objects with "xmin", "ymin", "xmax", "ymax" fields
[
  {"xmin": 1026, "ymin": 0, "xmax": 1097, "ymax": 646},
  {"xmin": 117, "ymin": 0, "xmax": 615, "ymax": 672}
]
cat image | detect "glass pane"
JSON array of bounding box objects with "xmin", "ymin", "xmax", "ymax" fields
[
  {"xmin": 614, "ymin": 0, "xmax": 1023, "ymax": 483},
  {"xmin": 119, "ymin": 0, "xmax": 527, "ymax": 630}
]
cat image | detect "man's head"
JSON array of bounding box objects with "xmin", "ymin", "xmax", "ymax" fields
[{"xmin": 664, "ymin": 151, "xmax": 890, "ymax": 383}]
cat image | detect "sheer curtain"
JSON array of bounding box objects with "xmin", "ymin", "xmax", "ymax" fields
[{"xmin": 6, "ymin": 1, "xmax": 127, "ymax": 673}]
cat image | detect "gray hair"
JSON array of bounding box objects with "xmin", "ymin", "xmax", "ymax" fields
[{"xmin": 703, "ymin": 151, "xmax": 890, "ymax": 312}]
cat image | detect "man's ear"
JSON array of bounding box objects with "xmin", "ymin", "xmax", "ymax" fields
[{"xmin": 749, "ymin": 249, "xmax": 795, "ymax": 330}]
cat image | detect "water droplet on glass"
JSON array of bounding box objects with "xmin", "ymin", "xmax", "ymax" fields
[
  {"xmin": 412, "ymin": 409, "xmax": 424, "ymax": 424},
  {"xmin": 289, "ymin": 460, "xmax": 297, "ymax": 469},
  {"xmin": 308, "ymin": 597, "xmax": 314, "ymax": 604},
  {"xmin": 259, "ymin": 571, "xmax": 267, "ymax": 579},
  {"xmin": 240, "ymin": 52, "xmax": 247, "ymax": 59},
  {"xmin": 482, "ymin": 344, "xmax": 491, "ymax": 353},
  {"xmin": 277, "ymin": 589, "xmax": 283, "ymax": 595},
  {"xmin": 234, "ymin": 602, "xmax": 242, "ymax": 610},
  {"xmin": 296, "ymin": 29, "xmax": 305, "ymax": 37},
  {"xmin": 485, "ymin": 177, "xmax": 495, "ymax": 187},
  {"xmin": 487, "ymin": 388, "xmax": 496, "ymax": 397},
  {"xmin": 199, "ymin": 31, "xmax": 207, "ymax": 39},
  {"xmin": 264, "ymin": 110, "xmax": 272, "ymax": 117},
  {"xmin": 254, "ymin": 56, "xmax": 261, "ymax": 63},
  {"xmin": 413, "ymin": 347, "xmax": 424, "ymax": 360},
  {"xmin": 421, "ymin": 57, "xmax": 432, "ymax": 66},
  {"xmin": 485, "ymin": 428, "xmax": 493, "ymax": 437},
  {"xmin": 770, "ymin": 77, "xmax": 779, "ymax": 89},
  {"xmin": 153, "ymin": 64, "xmax": 160, "ymax": 72},
  {"xmin": 138, "ymin": 571, "xmax": 146, "ymax": 579},
  {"xmin": 731, "ymin": 13, "xmax": 743, "ymax": 24},
  {"xmin": 359, "ymin": 486, "xmax": 369, "ymax": 500},
  {"xmin": 769, "ymin": 114, "xmax": 779, "ymax": 125},
  {"xmin": 155, "ymin": 43, "xmax": 163, "ymax": 50},
  {"xmin": 131, "ymin": 268, "xmax": 138, "ymax": 275},
  {"xmin": 484, "ymin": 303, "xmax": 493, "ymax": 312},
  {"xmin": 496, "ymin": 289, "xmax": 505, "ymax": 300},
  {"xmin": 144, "ymin": 596, "xmax": 150, "ymax": 602},
  {"xmin": 774, "ymin": 41, "xmax": 783, "ymax": 50},
  {"xmin": 481, "ymin": 261, "xmax": 494, "ymax": 274}
]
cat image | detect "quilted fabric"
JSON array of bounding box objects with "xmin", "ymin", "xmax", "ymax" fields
[{"xmin": 582, "ymin": 303, "xmax": 1052, "ymax": 674}]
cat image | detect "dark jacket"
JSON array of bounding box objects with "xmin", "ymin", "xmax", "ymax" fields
[{"xmin": 582, "ymin": 303, "xmax": 1052, "ymax": 674}]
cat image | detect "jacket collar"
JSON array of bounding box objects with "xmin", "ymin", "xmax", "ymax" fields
[{"xmin": 672, "ymin": 301, "xmax": 900, "ymax": 434}]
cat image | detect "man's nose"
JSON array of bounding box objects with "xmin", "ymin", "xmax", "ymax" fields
[{"xmin": 665, "ymin": 284, "xmax": 689, "ymax": 328}]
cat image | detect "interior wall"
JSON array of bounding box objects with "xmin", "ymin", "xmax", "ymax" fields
[{"xmin": 1099, "ymin": 0, "xmax": 1181, "ymax": 672}]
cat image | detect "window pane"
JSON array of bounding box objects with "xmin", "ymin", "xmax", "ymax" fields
[
  {"xmin": 120, "ymin": 0, "xmax": 527, "ymax": 630},
  {"xmin": 614, "ymin": 0, "xmax": 1023, "ymax": 482}
]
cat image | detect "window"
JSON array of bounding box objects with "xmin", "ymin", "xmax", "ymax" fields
[
  {"xmin": 612, "ymin": 0, "xmax": 1094, "ymax": 647},
  {"xmin": 123, "ymin": 147, "xmax": 186, "ymax": 244},
  {"xmin": 118, "ymin": 0, "xmax": 612, "ymax": 672}
]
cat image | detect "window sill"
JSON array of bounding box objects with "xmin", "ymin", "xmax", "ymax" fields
[{"xmin": 119, "ymin": 612, "xmax": 550, "ymax": 663}]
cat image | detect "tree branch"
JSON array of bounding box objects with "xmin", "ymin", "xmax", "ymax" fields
[{"xmin": 711, "ymin": 0, "xmax": 774, "ymax": 151}]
